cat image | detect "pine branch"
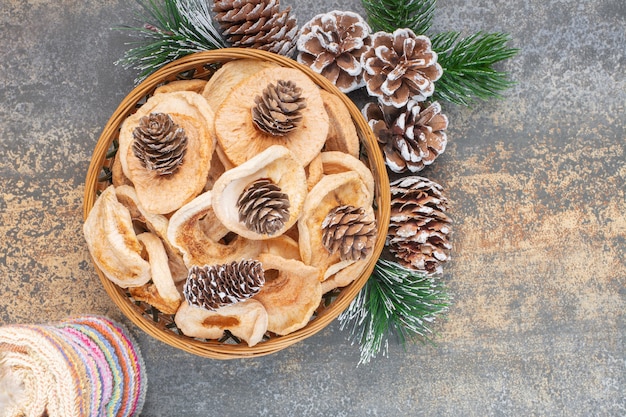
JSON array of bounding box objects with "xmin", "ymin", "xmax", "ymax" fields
[
  {"xmin": 115, "ymin": 0, "xmax": 225, "ymax": 84},
  {"xmin": 361, "ymin": 0, "xmax": 436, "ymax": 35},
  {"xmin": 431, "ymin": 31, "xmax": 519, "ymax": 106},
  {"xmin": 339, "ymin": 259, "xmax": 450, "ymax": 364}
]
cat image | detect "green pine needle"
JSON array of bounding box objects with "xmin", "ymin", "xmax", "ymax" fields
[
  {"xmin": 339, "ymin": 259, "xmax": 450, "ymax": 364},
  {"xmin": 115, "ymin": 0, "xmax": 225, "ymax": 83},
  {"xmin": 431, "ymin": 31, "xmax": 519, "ymax": 106},
  {"xmin": 361, "ymin": 0, "xmax": 436, "ymax": 35}
]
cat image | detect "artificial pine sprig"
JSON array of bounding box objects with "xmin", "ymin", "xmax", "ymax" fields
[
  {"xmin": 431, "ymin": 31, "xmax": 519, "ymax": 106},
  {"xmin": 339, "ymin": 259, "xmax": 450, "ymax": 364},
  {"xmin": 361, "ymin": 0, "xmax": 436, "ymax": 36},
  {"xmin": 116, "ymin": 0, "xmax": 225, "ymax": 83}
]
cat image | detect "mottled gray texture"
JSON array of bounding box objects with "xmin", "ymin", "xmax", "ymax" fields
[{"xmin": 1, "ymin": 0, "xmax": 624, "ymax": 416}]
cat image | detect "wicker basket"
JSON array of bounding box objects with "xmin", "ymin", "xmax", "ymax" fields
[{"xmin": 83, "ymin": 49, "xmax": 390, "ymax": 359}]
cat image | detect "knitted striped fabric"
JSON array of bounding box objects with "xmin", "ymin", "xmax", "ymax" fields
[{"xmin": 0, "ymin": 316, "xmax": 146, "ymax": 417}]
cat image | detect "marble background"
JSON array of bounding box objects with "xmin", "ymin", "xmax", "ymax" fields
[{"xmin": 1, "ymin": 0, "xmax": 624, "ymax": 415}]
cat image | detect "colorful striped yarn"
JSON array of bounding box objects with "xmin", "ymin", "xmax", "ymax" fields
[{"xmin": 0, "ymin": 316, "xmax": 146, "ymax": 417}]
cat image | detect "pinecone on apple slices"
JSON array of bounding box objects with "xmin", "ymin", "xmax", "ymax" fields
[
  {"xmin": 132, "ymin": 112, "xmax": 187, "ymax": 176},
  {"xmin": 184, "ymin": 260, "xmax": 265, "ymax": 311},
  {"xmin": 237, "ymin": 178, "xmax": 291, "ymax": 236},
  {"xmin": 322, "ymin": 204, "xmax": 377, "ymax": 261},
  {"xmin": 252, "ymin": 80, "xmax": 307, "ymax": 136}
]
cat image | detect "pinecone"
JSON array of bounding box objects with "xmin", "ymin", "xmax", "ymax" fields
[
  {"xmin": 132, "ymin": 112, "xmax": 187, "ymax": 176},
  {"xmin": 252, "ymin": 80, "xmax": 307, "ymax": 136},
  {"xmin": 321, "ymin": 205, "xmax": 377, "ymax": 261},
  {"xmin": 361, "ymin": 29, "xmax": 442, "ymax": 108},
  {"xmin": 388, "ymin": 176, "xmax": 451, "ymax": 275},
  {"xmin": 183, "ymin": 260, "xmax": 265, "ymax": 310},
  {"xmin": 363, "ymin": 100, "xmax": 448, "ymax": 173},
  {"xmin": 237, "ymin": 178, "xmax": 290, "ymax": 236},
  {"xmin": 213, "ymin": 0, "xmax": 298, "ymax": 56},
  {"xmin": 296, "ymin": 10, "xmax": 371, "ymax": 93}
]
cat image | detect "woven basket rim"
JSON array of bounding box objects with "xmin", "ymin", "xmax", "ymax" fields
[{"xmin": 83, "ymin": 48, "xmax": 390, "ymax": 359}]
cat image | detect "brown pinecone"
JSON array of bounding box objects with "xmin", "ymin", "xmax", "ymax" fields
[
  {"xmin": 321, "ymin": 205, "xmax": 377, "ymax": 261},
  {"xmin": 132, "ymin": 112, "xmax": 187, "ymax": 176},
  {"xmin": 252, "ymin": 80, "xmax": 307, "ymax": 136},
  {"xmin": 388, "ymin": 176, "xmax": 451, "ymax": 275},
  {"xmin": 213, "ymin": 0, "xmax": 298, "ymax": 56},
  {"xmin": 237, "ymin": 178, "xmax": 290, "ymax": 236},
  {"xmin": 363, "ymin": 100, "xmax": 448, "ymax": 173},
  {"xmin": 296, "ymin": 10, "xmax": 371, "ymax": 93},
  {"xmin": 361, "ymin": 28, "xmax": 442, "ymax": 107},
  {"xmin": 184, "ymin": 260, "xmax": 265, "ymax": 310}
]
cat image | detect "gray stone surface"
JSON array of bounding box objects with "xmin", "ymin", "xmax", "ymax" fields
[{"xmin": 1, "ymin": 0, "xmax": 624, "ymax": 416}]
